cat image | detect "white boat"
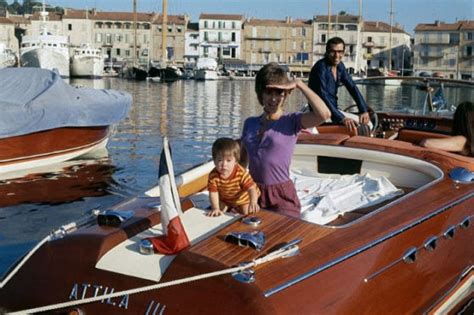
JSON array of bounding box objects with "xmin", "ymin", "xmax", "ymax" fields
[
  {"xmin": 20, "ymin": 1, "xmax": 70, "ymax": 77},
  {"xmin": 70, "ymin": 44, "xmax": 104, "ymax": 78},
  {"xmin": 0, "ymin": 43, "xmax": 16, "ymax": 68},
  {"xmin": 194, "ymin": 57, "xmax": 218, "ymax": 80}
]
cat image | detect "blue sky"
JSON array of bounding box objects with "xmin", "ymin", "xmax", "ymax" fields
[{"xmin": 17, "ymin": 0, "xmax": 474, "ymax": 34}]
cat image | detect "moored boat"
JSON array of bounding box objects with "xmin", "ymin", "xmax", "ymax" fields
[
  {"xmin": 70, "ymin": 44, "xmax": 105, "ymax": 78},
  {"xmin": 0, "ymin": 43, "xmax": 16, "ymax": 69},
  {"xmin": 0, "ymin": 104, "xmax": 472, "ymax": 314},
  {"xmin": 0, "ymin": 67, "xmax": 131, "ymax": 177},
  {"xmin": 20, "ymin": 1, "xmax": 70, "ymax": 77},
  {"xmin": 194, "ymin": 57, "xmax": 218, "ymax": 80}
]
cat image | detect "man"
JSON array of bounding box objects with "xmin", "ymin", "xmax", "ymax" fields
[{"xmin": 308, "ymin": 37, "xmax": 369, "ymax": 133}]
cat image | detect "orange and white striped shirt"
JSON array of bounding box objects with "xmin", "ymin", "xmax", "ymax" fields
[{"xmin": 208, "ymin": 164, "xmax": 257, "ymax": 206}]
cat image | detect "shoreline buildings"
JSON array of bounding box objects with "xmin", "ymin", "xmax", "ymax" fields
[{"xmin": 0, "ymin": 7, "xmax": 472, "ymax": 79}]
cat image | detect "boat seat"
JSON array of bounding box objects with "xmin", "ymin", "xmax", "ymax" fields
[
  {"xmin": 298, "ymin": 133, "xmax": 350, "ymax": 145},
  {"xmin": 344, "ymin": 136, "xmax": 474, "ymax": 172},
  {"xmin": 397, "ymin": 128, "xmax": 449, "ymax": 144}
]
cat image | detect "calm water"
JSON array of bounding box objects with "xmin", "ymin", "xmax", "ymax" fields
[{"xmin": 0, "ymin": 77, "xmax": 472, "ymax": 275}]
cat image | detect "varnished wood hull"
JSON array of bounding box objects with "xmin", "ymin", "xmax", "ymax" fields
[
  {"xmin": 0, "ymin": 133, "xmax": 472, "ymax": 314},
  {"xmin": 0, "ymin": 126, "xmax": 110, "ymax": 176}
]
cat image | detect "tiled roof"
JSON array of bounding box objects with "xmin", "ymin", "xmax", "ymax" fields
[
  {"xmin": 31, "ymin": 11, "xmax": 62, "ymax": 21},
  {"xmin": 199, "ymin": 13, "xmax": 243, "ymax": 21},
  {"xmin": 151, "ymin": 15, "xmax": 187, "ymax": 25},
  {"xmin": 4, "ymin": 15, "xmax": 30, "ymax": 24},
  {"xmin": 246, "ymin": 18, "xmax": 311, "ymax": 27},
  {"xmin": 0, "ymin": 17, "xmax": 14, "ymax": 24},
  {"xmin": 363, "ymin": 21, "xmax": 406, "ymax": 34},
  {"xmin": 314, "ymin": 15, "xmax": 360, "ymax": 23},
  {"xmin": 414, "ymin": 20, "xmax": 474, "ymax": 31}
]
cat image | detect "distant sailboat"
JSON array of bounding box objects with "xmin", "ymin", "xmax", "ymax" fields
[
  {"xmin": 125, "ymin": 0, "xmax": 148, "ymax": 80},
  {"xmin": 158, "ymin": 0, "xmax": 181, "ymax": 82}
]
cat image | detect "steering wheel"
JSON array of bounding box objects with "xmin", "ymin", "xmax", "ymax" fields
[{"xmin": 342, "ymin": 105, "xmax": 379, "ymax": 133}]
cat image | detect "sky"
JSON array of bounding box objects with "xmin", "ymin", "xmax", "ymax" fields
[{"xmin": 12, "ymin": 0, "xmax": 474, "ymax": 35}]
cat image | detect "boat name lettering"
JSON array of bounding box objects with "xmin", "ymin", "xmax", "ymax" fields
[
  {"xmin": 68, "ymin": 283, "xmax": 129, "ymax": 309},
  {"xmin": 145, "ymin": 300, "xmax": 166, "ymax": 315}
]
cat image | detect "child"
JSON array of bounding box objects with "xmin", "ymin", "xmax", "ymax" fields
[
  {"xmin": 241, "ymin": 62, "xmax": 331, "ymax": 218},
  {"xmin": 207, "ymin": 137, "xmax": 260, "ymax": 217}
]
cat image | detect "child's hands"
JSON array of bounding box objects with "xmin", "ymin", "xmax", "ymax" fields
[
  {"xmin": 248, "ymin": 202, "xmax": 260, "ymax": 214},
  {"xmin": 207, "ymin": 208, "xmax": 224, "ymax": 217},
  {"xmin": 266, "ymin": 78, "xmax": 302, "ymax": 91}
]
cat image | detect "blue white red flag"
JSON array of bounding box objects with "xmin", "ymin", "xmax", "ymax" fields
[{"xmin": 149, "ymin": 137, "xmax": 190, "ymax": 254}]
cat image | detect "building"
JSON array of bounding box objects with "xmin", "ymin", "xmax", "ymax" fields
[
  {"xmin": 414, "ymin": 20, "xmax": 474, "ymax": 80},
  {"xmin": 0, "ymin": 17, "xmax": 18, "ymax": 54},
  {"xmin": 361, "ymin": 21, "xmax": 411, "ymax": 74},
  {"xmin": 198, "ymin": 13, "xmax": 243, "ymax": 65},
  {"xmin": 312, "ymin": 15, "xmax": 362, "ymax": 74},
  {"xmin": 242, "ymin": 17, "xmax": 313, "ymax": 76},
  {"xmin": 184, "ymin": 22, "xmax": 199, "ymax": 67}
]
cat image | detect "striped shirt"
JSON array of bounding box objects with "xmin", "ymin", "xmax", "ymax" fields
[{"xmin": 208, "ymin": 164, "xmax": 257, "ymax": 206}]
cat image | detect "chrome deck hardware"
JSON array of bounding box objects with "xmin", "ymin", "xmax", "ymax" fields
[
  {"xmin": 224, "ymin": 231, "xmax": 265, "ymax": 251},
  {"xmin": 232, "ymin": 264, "xmax": 256, "ymax": 283},
  {"xmin": 97, "ymin": 210, "xmax": 134, "ymax": 227},
  {"xmin": 242, "ymin": 216, "xmax": 262, "ymax": 227},
  {"xmin": 449, "ymin": 167, "xmax": 474, "ymax": 184},
  {"xmin": 139, "ymin": 239, "xmax": 155, "ymax": 255}
]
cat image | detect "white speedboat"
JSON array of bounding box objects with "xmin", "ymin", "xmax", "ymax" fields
[
  {"xmin": 70, "ymin": 44, "xmax": 104, "ymax": 78},
  {"xmin": 194, "ymin": 57, "xmax": 218, "ymax": 80},
  {"xmin": 20, "ymin": 3, "xmax": 70, "ymax": 77},
  {"xmin": 0, "ymin": 43, "xmax": 16, "ymax": 68}
]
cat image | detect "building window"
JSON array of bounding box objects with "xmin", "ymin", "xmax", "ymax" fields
[
  {"xmin": 301, "ymin": 28, "xmax": 306, "ymax": 37},
  {"xmin": 204, "ymin": 21, "xmax": 208, "ymax": 28},
  {"xmin": 231, "ymin": 32, "xmax": 236, "ymax": 42},
  {"xmin": 68, "ymin": 24, "xmax": 72, "ymax": 31},
  {"xmin": 232, "ymin": 21, "xmax": 236, "ymax": 29},
  {"xmin": 204, "ymin": 31, "xmax": 208, "ymax": 41},
  {"xmin": 96, "ymin": 33, "xmax": 102, "ymax": 43},
  {"xmin": 116, "ymin": 48, "xmax": 121, "ymax": 55}
]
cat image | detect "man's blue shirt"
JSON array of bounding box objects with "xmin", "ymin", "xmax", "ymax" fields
[{"xmin": 308, "ymin": 58, "xmax": 368, "ymax": 123}]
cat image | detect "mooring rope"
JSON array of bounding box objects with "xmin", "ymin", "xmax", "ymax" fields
[{"xmin": 6, "ymin": 242, "xmax": 300, "ymax": 314}]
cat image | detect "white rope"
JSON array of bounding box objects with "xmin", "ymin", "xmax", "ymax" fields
[{"xmin": 7, "ymin": 245, "xmax": 299, "ymax": 314}]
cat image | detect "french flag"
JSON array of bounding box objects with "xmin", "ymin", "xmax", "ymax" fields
[{"xmin": 149, "ymin": 137, "xmax": 190, "ymax": 255}]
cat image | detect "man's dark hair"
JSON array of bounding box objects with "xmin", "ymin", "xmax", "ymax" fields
[{"xmin": 325, "ymin": 36, "xmax": 346, "ymax": 53}]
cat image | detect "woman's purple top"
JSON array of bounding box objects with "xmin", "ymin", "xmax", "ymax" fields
[{"xmin": 241, "ymin": 112, "xmax": 303, "ymax": 185}]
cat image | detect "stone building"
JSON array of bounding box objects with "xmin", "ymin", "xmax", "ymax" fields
[
  {"xmin": 414, "ymin": 20, "xmax": 474, "ymax": 80},
  {"xmin": 243, "ymin": 17, "xmax": 313, "ymax": 76}
]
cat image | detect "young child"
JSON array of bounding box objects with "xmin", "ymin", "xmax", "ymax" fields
[
  {"xmin": 207, "ymin": 137, "xmax": 260, "ymax": 217},
  {"xmin": 241, "ymin": 62, "xmax": 331, "ymax": 218}
]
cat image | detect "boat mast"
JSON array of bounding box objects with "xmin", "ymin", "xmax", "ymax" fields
[
  {"xmin": 388, "ymin": 0, "xmax": 393, "ymax": 71},
  {"xmin": 133, "ymin": 0, "xmax": 137, "ymax": 67},
  {"xmin": 161, "ymin": 0, "xmax": 168, "ymax": 65},
  {"xmin": 327, "ymin": 0, "xmax": 331, "ymax": 39},
  {"xmin": 39, "ymin": 0, "xmax": 48, "ymax": 36}
]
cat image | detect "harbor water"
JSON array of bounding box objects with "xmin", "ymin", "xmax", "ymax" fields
[{"xmin": 0, "ymin": 78, "xmax": 472, "ymax": 276}]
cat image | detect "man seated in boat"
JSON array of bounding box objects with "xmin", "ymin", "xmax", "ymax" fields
[
  {"xmin": 308, "ymin": 37, "xmax": 370, "ymax": 133},
  {"xmin": 207, "ymin": 138, "xmax": 260, "ymax": 216},
  {"xmin": 420, "ymin": 101, "xmax": 473, "ymax": 157}
]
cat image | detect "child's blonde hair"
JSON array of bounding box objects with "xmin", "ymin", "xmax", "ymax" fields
[{"xmin": 212, "ymin": 138, "xmax": 240, "ymax": 161}]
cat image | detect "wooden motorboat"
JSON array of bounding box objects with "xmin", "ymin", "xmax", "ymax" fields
[
  {"xmin": 0, "ymin": 67, "xmax": 131, "ymax": 178},
  {"xmin": 0, "ymin": 110, "xmax": 472, "ymax": 314}
]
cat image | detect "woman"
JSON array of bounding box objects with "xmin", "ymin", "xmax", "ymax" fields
[{"xmin": 420, "ymin": 102, "xmax": 473, "ymax": 156}]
